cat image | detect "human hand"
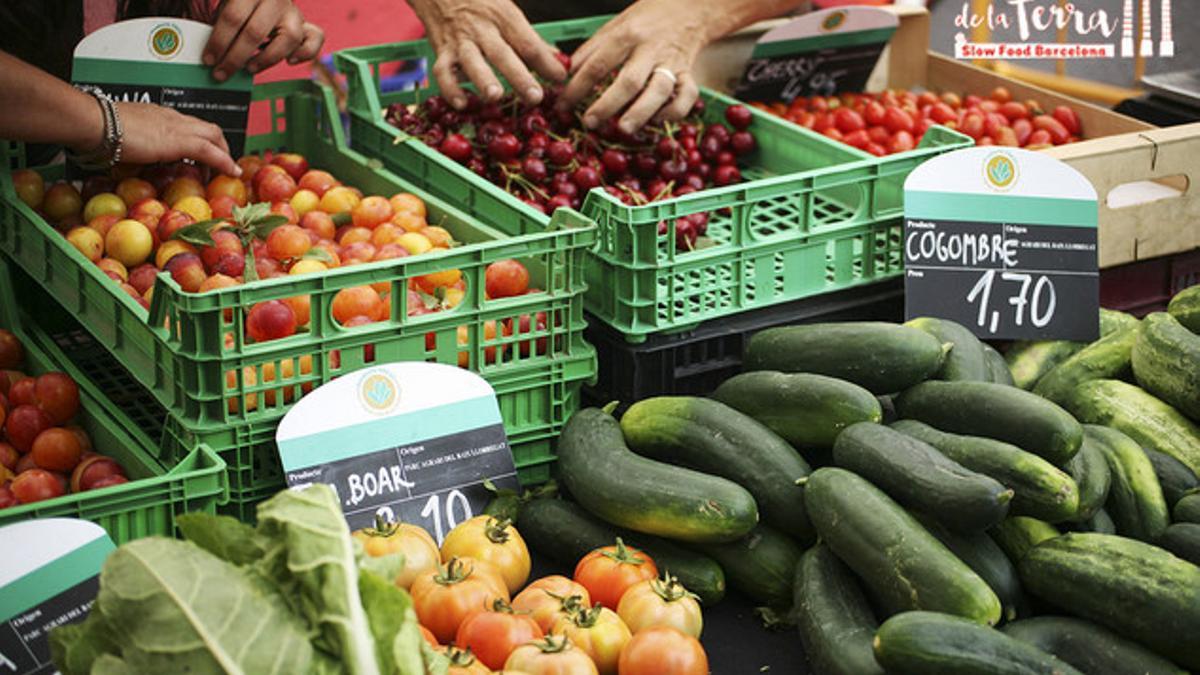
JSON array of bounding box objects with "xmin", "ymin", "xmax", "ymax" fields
[
  {"xmin": 410, "ymin": 0, "xmax": 567, "ymax": 109},
  {"xmin": 203, "ymin": 0, "xmax": 324, "ymax": 82},
  {"xmin": 558, "ymin": 0, "xmax": 712, "ymax": 134},
  {"xmin": 110, "ymin": 103, "xmax": 241, "ymax": 176}
]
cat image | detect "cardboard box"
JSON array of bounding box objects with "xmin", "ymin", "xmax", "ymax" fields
[{"xmin": 695, "ymin": 7, "xmax": 1199, "ymax": 268}]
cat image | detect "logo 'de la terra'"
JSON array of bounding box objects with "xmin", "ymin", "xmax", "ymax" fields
[
  {"xmin": 148, "ymin": 23, "xmax": 183, "ymax": 59},
  {"xmin": 983, "ymin": 152, "xmax": 1018, "ymax": 192},
  {"xmin": 358, "ymin": 369, "xmax": 400, "ymax": 415},
  {"xmin": 821, "ymin": 10, "xmax": 847, "ymax": 32}
]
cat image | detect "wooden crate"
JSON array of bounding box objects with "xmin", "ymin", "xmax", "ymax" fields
[{"xmin": 696, "ymin": 7, "xmax": 1199, "ymax": 269}]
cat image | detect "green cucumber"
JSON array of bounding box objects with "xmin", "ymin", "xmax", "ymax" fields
[
  {"xmin": 991, "ymin": 517, "xmax": 1060, "ymax": 565},
  {"xmin": 1006, "ymin": 340, "xmax": 1085, "ymax": 391},
  {"xmin": 1132, "ymin": 312, "xmax": 1200, "ymax": 421},
  {"xmin": 805, "ymin": 467, "xmax": 1002, "ymax": 624},
  {"xmin": 1033, "ymin": 325, "xmax": 1139, "ymax": 406},
  {"xmin": 1071, "ymin": 508, "xmax": 1116, "ymax": 535},
  {"xmin": 983, "ymin": 343, "xmax": 1016, "ymax": 386},
  {"xmin": 1064, "ymin": 436, "xmax": 1110, "ymax": 522},
  {"xmin": 897, "ymin": 381, "xmax": 1083, "ymax": 466},
  {"xmin": 1175, "ymin": 491, "xmax": 1200, "ymax": 524},
  {"xmin": 892, "ymin": 421, "xmax": 1079, "ymax": 523},
  {"xmin": 906, "ymin": 316, "xmax": 990, "ymax": 382},
  {"xmin": 1002, "ymin": 616, "xmax": 1186, "ymax": 675},
  {"xmin": 619, "ymin": 396, "xmax": 814, "ymax": 542},
  {"xmin": 556, "ymin": 408, "xmax": 758, "ymax": 543},
  {"xmin": 916, "ymin": 514, "xmax": 1023, "ymax": 623},
  {"xmin": 692, "ymin": 524, "xmax": 800, "ymax": 608},
  {"xmin": 873, "ymin": 611, "xmax": 1083, "ymax": 675},
  {"xmin": 1167, "ymin": 285, "xmax": 1200, "ymax": 333},
  {"xmin": 515, "ymin": 497, "xmax": 727, "ymax": 605},
  {"xmin": 743, "ymin": 322, "xmax": 946, "ymax": 394},
  {"xmin": 1101, "ymin": 308, "xmax": 1141, "ymax": 336},
  {"xmin": 1158, "ymin": 523, "xmax": 1200, "ymax": 566},
  {"xmin": 1019, "ymin": 532, "xmax": 1200, "ymax": 669},
  {"xmin": 1083, "ymin": 425, "xmax": 1169, "ymax": 541},
  {"xmin": 1062, "ymin": 380, "xmax": 1200, "ymax": 476},
  {"xmin": 710, "ymin": 371, "xmax": 881, "ymax": 450},
  {"xmin": 1143, "ymin": 448, "xmax": 1199, "ymax": 507},
  {"xmin": 793, "ymin": 544, "xmax": 884, "ymax": 675},
  {"xmin": 833, "ymin": 422, "xmax": 1013, "ymax": 531}
]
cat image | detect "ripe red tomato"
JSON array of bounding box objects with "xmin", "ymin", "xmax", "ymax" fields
[
  {"xmin": 456, "ymin": 599, "xmax": 544, "ymax": 670},
  {"xmin": 1000, "ymin": 102, "xmax": 1030, "ymax": 121},
  {"xmin": 485, "ymin": 259, "xmax": 530, "ymax": 299},
  {"xmin": 833, "ymin": 107, "xmax": 866, "ymax": 134},
  {"xmin": 574, "ymin": 539, "xmax": 658, "ymax": 609},
  {"xmin": 995, "ymin": 127, "xmax": 1020, "ymax": 147},
  {"xmin": 11, "ymin": 468, "xmax": 66, "ymax": 504},
  {"xmin": 1011, "ymin": 118, "xmax": 1034, "ymax": 146},
  {"xmin": 883, "ymin": 107, "xmax": 915, "ymax": 135},
  {"xmin": 888, "ymin": 131, "xmax": 916, "ymax": 154},
  {"xmin": 864, "ymin": 101, "xmax": 886, "ymax": 126},
  {"xmin": 512, "ymin": 575, "xmax": 592, "ymax": 632},
  {"xmin": 917, "ymin": 91, "xmax": 940, "ymax": 108},
  {"xmin": 867, "ymin": 126, "xmax": 890, "ymax": 145},
  {"xmin": 1052, "ymin": 106, "xmax": 1082, "ymax": 135},
  {"xmin": 864, "ymin": 142, "xmax": 887, "ymax": 157},
  {"xmin": 822, "ymin": 127, "xmax": 844, "ymax": 142},
  {"xmin": 841, "ymin": 130, "xmax": 870, "ymax": 150},
  {"xmin": 1032, "ymin": 115, "xmax": 1070, "ymax": 145},
  {"xmin": 960, "ymin": 114, "xmax": 986, "ymax": 141},
  {"xmin": 617, "ymin": 626, "xmax": 708, "ymax": 675},
  {"xmin": 411, "ymin": 557, "xmax": 508, "ymax": 643},
  {"xmin": 929, "ymin": 103, "xmax": 957, "ymax": 125}
]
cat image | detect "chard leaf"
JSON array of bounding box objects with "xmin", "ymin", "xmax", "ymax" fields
[
  {"xmin": 177, "ymin": 512, "xmax": 265, "ymax": 566},
  {"xmin": 355, "ymin": 538, "xmax": 406, "ymax": 584},
  {"xmin": 358, "ymin": 570, "xmax": 424, "ymax": 675},
  {"xmin": 255, "ymin": 485, "xmax": 381, "ymax": 675},
  {"xmin": 79, "ymin": 537, "xmax": 312, "ymax": 674},
  {"xmin": 49, "ymin": 613, "xmax": 120, "ymax": 675}
]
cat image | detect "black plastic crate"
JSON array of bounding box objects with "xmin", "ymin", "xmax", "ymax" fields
[
  {"xmin": 584, "ymin": 280, "xmax": 903, "ymax": 408},
  {"xmin": 1101, "ymin": 249, "xmax": 1200, "ymax": 316}
]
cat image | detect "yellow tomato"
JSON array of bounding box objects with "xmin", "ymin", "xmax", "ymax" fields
[
  {"xmin": 504, "ymin": 635, "xmax": 598, "ymax": 675},
  {"xmin": 352, "ymin": 517, "xmax": 441, "ymax": 590},
  {"xmin": 440, "ymin": 516, "xmax": 531, "ymax": 595},
  {"xmin": 550, "ymin": 606, "xmax": 631, "ymax": 675},
  {"xmin": 616, "ymin": 573, "xmax": 702, "ymax": 638}
]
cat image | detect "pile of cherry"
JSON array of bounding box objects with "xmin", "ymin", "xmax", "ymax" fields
[{"xmin": 385, "ymin": 90, "xmax": 758, "ymax": 251}]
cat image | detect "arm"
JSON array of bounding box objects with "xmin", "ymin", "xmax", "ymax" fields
[
  {"xmin": 408, "ymin": 0, "xmax": 567, "ymax": 109},
  {"xmin": 0, "ymin": 51, "xmax": 240, "ymax": 175},
  {"xmin": 560, "ymin": 0, "xmax": 808, "ymax": 133},
  {"xmin": 203, "ymin": 0, "xmax": 324, "ymax": 82}
]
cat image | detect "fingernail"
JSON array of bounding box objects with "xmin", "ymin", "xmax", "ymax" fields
[
  {"xmin": 486, "ymin": 84, "xmax": 502, "ymax": 99},
  {"xmin": 203, "ymin": 53, "xmax": 215, "ymax": 66},
  {"xmin": 450, "ymin": 96, "xmax": 466, "ymax": 109},
  {"xmin": 620, "ymin": 121, "xmax": 636, "ymax": 135},
  {"xmin": 583, "ymin": 115, "xmax": 598, "ymax": 129},
  {"xmin": 232, "ymin": 166, "xmax": 243, "ymax": 177},
  {"xmin": 213, "ymin": 69, "xmax": 227, "ymax": 82},
  {"xmin": 525, "ymin": 86, "xmax": 543, "ymax": 103}
]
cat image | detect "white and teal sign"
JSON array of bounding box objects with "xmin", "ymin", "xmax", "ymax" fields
[
  {"xmin": 0, "ymin": 520, "xmax": 114, "ymax": 675},
  {"xmin": 72, "ymin": 18, "xmax": 253, "ymax": 157},
  {"xmin": 904, "ymin": 147, "xmax": 1100, "ymax": 341},
  {"xmin": 733, "ymin": 6, "xmax": 898, "ymax": 101},
  {"xmin": 277, "ymin": 363, "xmax": 519, "ymax": 543}
]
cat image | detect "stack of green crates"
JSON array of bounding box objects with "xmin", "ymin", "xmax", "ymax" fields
[
  {"xmin": 0, "ymin": 80, "xmax": 597, "ymax": 520},
  {"xmin": 333, "ymin": 15, "xmax": 973, "ymax": 342},
  {"xmin": 0, "ymin": 258, "xmax": 226, "ymax": 543}
]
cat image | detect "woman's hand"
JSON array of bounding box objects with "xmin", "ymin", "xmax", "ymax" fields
[
  {"xmin": 409, "ymin": 0, "xmax": 567, "ymax": 109},
  {"xmin": 106, "ymin": 103, "xmax": 241, "ymax": 176},
  {"xmin": 203, "ymin": 0, "xmax": 324, "ymax": 81},
  {"xmin": 557, "ymin": 0, "xmax": 710, "ymax": 134}
]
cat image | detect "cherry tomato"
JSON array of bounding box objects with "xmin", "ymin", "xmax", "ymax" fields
[
  {"xmin": 574, "ymin": 539, "xmax": 658, "ymax": 609},
  {"xmin": 832, "ymin": 107, "xmax": 866, "ymax": 134},
  {"xmin": 11, "ymin": 468, "xmax": 66, "ymax": 504},
  {"xmin": 1011, "ymin": 118, "xmax": 1034, "ymax": 146},
  {"xmin": 443, "ymin": 645, "xmax": 491, "ymax": 675},
  {"xmin": 353, "ymin": 516, "xmax": 441, "ymax": 590},
  {"xmin": 512, "ymin": 575, "xmax": 592, "ymax": 632},
  {"xmin": 978, "ymin": 136, "xmax": 997, "ymax": 146},
  {"xmin": 917, "ymin": 91, "xmax": 940, "ymax": 108},
  {"xmin": 551, "ymin": 605, "xmax": 630, "ymax": 675},
  {"xmin": 411, "ymin": 557, "xmax": 507, "ymax": 643},
  {"xmin": 485, "ymin": 259, "xmax": 530, "ymax": 299},
  {"xmin": 1026, "ymin": 129, "xmax": 1053, "ymax": 147},
  {"xmin": 929, "ymin": 103, "xmax": 957, "ymax": 125},
  {"xmin": 960, "ymin": 113, "xmax": 985, "ymax": 141},
  {"xmin": 1052, "ymin": 105, "xmax": 1082, "ymax": 136},
  {"xmin": 505, "ymin": 635, "xmax": 598, "ymax": 675},
  {"xmin": 864, "ymin": 143, "xmax": 888, "ymax": 157},
  {"xmin": 990, "ymin": 86, "xmax": 1013, "ymax": 103},
  {"xmin": 941, "ymin": 92, "xmax": 963, "ymax": 108},
  {"xmin": 883, "ymin": 107, "xmax": 915, "ymax": 135},
  {"xmin": 616, "ymin": 626, "xmax": 708, "ymax": 675},
  {"xmin": 1032, "ymin": 115, "xmax": 1070, "ymax": 145},
  {"xmin": 888, "ymin": 131, "xmax": 916, "ymax": 154},
  {"xmin": 440, "ymin": 516, "xmax": 531, "ymax": 595},
  {"xmin": 995, "ymin": 127, "xmax": 1020, "ymax": 147},
  {"xmin": 864, "ymin": 101, "xmax": 887, "ymax": 127},
  {"xmin": 980, "ymin": 99, "xmax": 1001, "ymax": 114},
  {"xmin": 964, "ymin": 94, "xmax": 984, "ymax": 109},
  {"xmin": 821, "ymin": 128, "xmax": 844, "ymax": 142},
  {"xmin": 812, "ymin": 113, "xmax": 833, "ymax": 134},
  {"xmin": 841, "ymin": 130, "xmax": 870, "ymax": 150},
  {"xmin": 455, "ymin": 598, "xmax": 544, "ymax": 670},
  {"xmin": 867, "ymin": 126, "xmax": 890, "ymax": 145},
  {"xmin": 617, "ymin": 573, "xmax": 703, "ymax": 638},
  {"xmin": 1000, "ymin": 101, "xmax": 1029, "ymax": 121}
]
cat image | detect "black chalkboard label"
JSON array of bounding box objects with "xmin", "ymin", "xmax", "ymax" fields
[{"xmin": 0, "ymin": 577, "xmax": 98, "ymax": 675}]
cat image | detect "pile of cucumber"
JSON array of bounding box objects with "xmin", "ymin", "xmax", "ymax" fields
[{"xmin": 514, "ymin": 285, "xmax": 1200, "ymax": 674}]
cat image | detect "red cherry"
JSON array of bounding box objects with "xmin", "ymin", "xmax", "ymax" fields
[
  {"xmin": 713, "ymin": 164, "xmax": 741, "ymax": 186},
  {"xmin": 546, "ymin": 140, "xmax": 575, "ymax": 166},
  {"xmin": 487, "ymin": 133, "xmax": 521, "ymax": 161},
  {"xmin": 571, "ymin": 166, "xmax": 601, "ymax": 191},
  {"xmin": 730, "ymin": 131, "xmax": 757, "ymax": 156},
  {"xmin": 600, "ymin": 149, "xmax": 629, "ymax": 177},
  {"xmin": 522, "ymin": 157, "xmax": 548, "ymax": 183},
  {"xmin": 724, "ymin": 104, "xmax": 752, "ymax": 130},
  {"xmin": 439, "ymin": 134, "xmax": 472, "ymax": 162}
]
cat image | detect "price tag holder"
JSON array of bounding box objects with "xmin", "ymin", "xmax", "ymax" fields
[
  {"xmin": 277, "ymin": 363, "xmax": 520, "ymax": 543},
  {"xmin": 904, "ymin": 147, "xmax": 1100, "ymax": 341},
  {"xmin": 0, "ymin": 520, "xmax": 114, "ymax": 675},
  {"xmin": 733, "ymin": 7, "xmax": 898, "ymax": 102},
  {"xmin": 71, "ymin": 18, "xmax": 252, "ymax": 158}
]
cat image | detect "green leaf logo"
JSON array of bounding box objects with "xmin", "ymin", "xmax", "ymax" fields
[
  {"xmin": 150, "ymin": 26, "xmax": 181, "ymax": 57},
  {"xmin": 984, "ymin": 154, "xmax": 1017, "ymax": 190},
  {"xmin": 358, "ymin": 372, "xmax": 399, "ymax": 413}
]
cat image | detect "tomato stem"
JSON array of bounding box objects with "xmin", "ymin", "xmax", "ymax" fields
[
  {"xmin": 651, "ymin": 571, "xmax": 698, "ymax": 603},
  {"xmin": 434, "ymin": 557, "xmax": 472, "ymax": 585},
  {"xmin": 531, "ymin": 634, "xmax": 573, "ymax": 654},
  {"xmin": 600, "ymin": 537, "xmax": 646, "ymax": 566},
  {"xmin": 484, "ymin": 516, "xmax": 513, "ymax": 544}
]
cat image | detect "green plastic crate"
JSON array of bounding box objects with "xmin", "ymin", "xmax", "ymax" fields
[
  {"xmin": 8, "ymin": 262, "xmax": 594, "ymax": 522},
  {"xmin": 0, "ymin": 79, "xmax": 596, "ymax": 437},
  {"xmin": 0, "ymin": 258, "xmax": 226, "ymax": 544},
  {"xmin": 333, "ymin": 16, "xmax": 973, "ymax": 341}
]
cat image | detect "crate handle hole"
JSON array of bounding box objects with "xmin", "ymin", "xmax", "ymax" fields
[{"xmin": 1106, "ymin": 175, "xmax": 1189, "ymax": 210}]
